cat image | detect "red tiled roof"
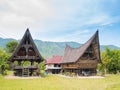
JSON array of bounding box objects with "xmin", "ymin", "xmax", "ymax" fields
[{"xmin": 46, "ymin": 55, "xmax": 63, "ymax": 64}]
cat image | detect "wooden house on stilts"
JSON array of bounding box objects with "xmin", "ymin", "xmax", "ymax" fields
[
  {"xmin": 61, "ymin": 30, "xmax": 101, "ymax": 76},
  {"xmin": 9, "ymin": 28, "xmax": 43, "ymax": 76}
]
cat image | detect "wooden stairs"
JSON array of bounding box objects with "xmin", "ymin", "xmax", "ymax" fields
[{"xmin": 22, "ymin": 68, "xmax": 29, "ymax": 77}]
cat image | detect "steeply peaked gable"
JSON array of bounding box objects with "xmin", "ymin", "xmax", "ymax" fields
[
  {"xmin": 10, "ymin": 28, "xmax": 43, "ymax": 62},
  {"xmin": 61, "ymin": 30, "xmax": 101, "ymax": 63}
]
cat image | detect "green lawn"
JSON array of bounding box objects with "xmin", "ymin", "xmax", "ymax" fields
[{"xmin": 0, "ymin": 74, "xmax": 120, "ymax": 90}]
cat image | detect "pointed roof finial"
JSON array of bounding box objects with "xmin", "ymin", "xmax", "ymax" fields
[
  {"xmin": 9, "ymin": 28, "xmax": 43, "ymax": 62},
  {"xmin": 26, "ymin": 28, "xmax": 29, "ymax": 32},
  {"xmin": 96, "ymin": 29, "xmax": 99, "ymax": 33}
]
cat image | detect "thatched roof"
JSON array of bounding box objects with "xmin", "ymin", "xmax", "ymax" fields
[
  {"xmin": 9, "ymin": 28, "xmax": 43, "ymax": 62},
  {"xmin": 61, "ymin": 30, "xmax": 101, "ymax": 63}
]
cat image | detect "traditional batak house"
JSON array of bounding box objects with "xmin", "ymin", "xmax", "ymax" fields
[
  {"xmin": 61, "ymin": 30, "xmax": 101, "ymax": 76},
  {"xmin": 46, "ymin": 55, "xmax": 62, "ymax": 74},
  {"xmin": 9, "ymin": 29, "xmax": 43, "ymax": 76}
]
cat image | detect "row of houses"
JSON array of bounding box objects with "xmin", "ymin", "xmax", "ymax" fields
[
  {"xmin": 46, "ymin": 30, "xmax": 101, "ymax": 76},
  {"xmin": 9, "ymin": 28, "xmax": 101, "ymax": 76}
]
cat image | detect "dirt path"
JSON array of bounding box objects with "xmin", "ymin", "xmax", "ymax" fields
[
  {"xmin": 5, "ymin": 75, "xmax": 40, "ymax": 79},
  {"xmin": 57, "ymin": 74, "xmax": 104, "ymax": 78},
  {"xmin": 4, "ymin": 74, "xmax": 104, "ymax": 79}
]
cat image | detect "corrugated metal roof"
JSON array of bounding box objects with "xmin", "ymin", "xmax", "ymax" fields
[{"xmin": 46, "ymin": 55, "xmax": 63, "ymax": 64}]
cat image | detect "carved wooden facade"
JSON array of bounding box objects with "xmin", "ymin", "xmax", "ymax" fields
[
  {"xmin": 61, "ymin": 31, "xmax": 101, "ymax": 76},
  {"xmin": 9, "ymin": 29, "xmax": 43, "ymax": 76}
]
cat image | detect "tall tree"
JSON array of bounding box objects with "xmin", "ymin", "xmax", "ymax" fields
[
  {"xmin": 0, "ymin": 48, "xmax": 10, "ymax": 75},
  {"xmin": 101, "ymin": 47, "xmax": 120, "ymax": 74},
  {"xmin": 6, "ymin": 40, "xmax": 18, "ymax": 54}
]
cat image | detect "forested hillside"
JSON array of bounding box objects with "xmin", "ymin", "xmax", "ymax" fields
[{"xmin": 0, "ymin": 37, "xmax": 120, "ymax": 58}]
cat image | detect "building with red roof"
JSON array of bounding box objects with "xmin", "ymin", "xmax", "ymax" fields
[{"xmin": 46, "ymin": 55, "xmax": 62, "ymax": 74}]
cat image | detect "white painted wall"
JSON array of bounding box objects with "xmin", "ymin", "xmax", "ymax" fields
[{"xmin": 46, "ymin": 64, "xmax": 61, "ymax": 69}]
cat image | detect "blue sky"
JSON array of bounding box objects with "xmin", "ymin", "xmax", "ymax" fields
[{"xmin": 0, "ymin": 0, "xmax": 120, "ymax": 46}]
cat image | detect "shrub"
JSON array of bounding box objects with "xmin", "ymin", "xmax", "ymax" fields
[
  {"xmin": 33, "ymin": 71, "xmax": 37, "ymax": 76},
  {"xmin": 65, "ymin": 72, "xmax": 70, "ymax": 76},
  {"xmin": 70, "ymin": 72, "xmax": 75, "ymax": 77},
  {"xmin": 40, "ymin": 70, "xmax": 46, "ymax": 77},
  {"xmin": 3, "ymin": 70, "xmax": 8, "ymax": 75}
]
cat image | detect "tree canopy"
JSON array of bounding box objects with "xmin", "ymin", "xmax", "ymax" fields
[
  {"xmin": 100, "ymin": 47, "xmax": 120, "ymax": 74},
  {"xmin": 0, "ymin": 48, "xmax": 10, "ymax": 75},
  {"xmin": 6, "ymin": 40, "xmax": 18, "ymax": 54}
]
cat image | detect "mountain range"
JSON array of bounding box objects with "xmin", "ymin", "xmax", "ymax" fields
[{"xmin": 0, "ymin": 37, "xmax": 120, "ymax": 58}]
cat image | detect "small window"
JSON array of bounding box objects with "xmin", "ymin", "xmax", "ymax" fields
[{"xmin": 54, "ymin": 64, "xmax": 60, "ymax": 67}]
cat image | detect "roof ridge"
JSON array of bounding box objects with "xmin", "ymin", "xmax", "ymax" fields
[
  {"xmin": 61, "ymin": 30, "xmax": 99, "ymax": 63},
  {"xmin": 9, "ymin": 28, "xmax": 43, "ymax": 62},
  {"xmin": 76, "ymin": 30, "xmax": 98, "ymax": 62}
]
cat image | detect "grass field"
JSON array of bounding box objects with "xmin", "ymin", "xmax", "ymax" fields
[{"xmin": 0, "ymin": 74, "xmax": 120, "ymax": 90}]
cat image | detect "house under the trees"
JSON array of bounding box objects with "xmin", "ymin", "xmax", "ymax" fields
[
  {"xmin": 9, "ymin": 28, "xmax": 43, "ymax": 76},
  {"xmin": 61, "ymin": 30, "xmax": 101, "ymax": 76}
]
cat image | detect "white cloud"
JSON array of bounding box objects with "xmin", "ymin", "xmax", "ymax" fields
[
  {"xmin": 0, "ymin": 0, "xmax": 53, "ymax": 38},
  {"xmin": 7, "ymin": 0, "xmax": 52, "ymax": 19},
  {"xmin": 37, "ymin": 29, "xmax": 91, "ymax": 43},
  {"xmin": 59, "ymin": 30, "xmax": 90, "ymax": 43},
  {"xmin": 0, "ymin": 0, "xmax": 120, "ymax": 47}
]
